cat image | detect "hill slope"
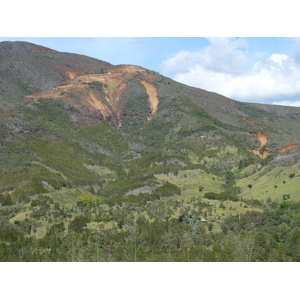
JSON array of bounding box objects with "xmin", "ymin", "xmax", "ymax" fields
[
  {"xmin": 1, "ymin": 41, "xmax": 300, "ymax": 196},
  {"xmin": 1, "ymin": 41, "xmax": 300, "ymax": 261}
]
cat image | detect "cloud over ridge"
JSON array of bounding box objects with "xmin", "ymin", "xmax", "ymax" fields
[{"xmin": 161, "ymin": 38, "xmax": 300, "ymax": 106}]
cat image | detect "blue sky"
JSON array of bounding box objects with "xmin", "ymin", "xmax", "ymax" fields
[{"xmin": 1, "ymin": 37, "xmax": 300, "ymax": 107}]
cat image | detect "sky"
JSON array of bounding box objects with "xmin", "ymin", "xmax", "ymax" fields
[{"xmin": 2, "ymin": 37, "xmax": 300, "ymax": 107}]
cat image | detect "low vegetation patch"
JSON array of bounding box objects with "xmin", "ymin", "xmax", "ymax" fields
[{"xmin": 204, "ymin": 192, "xmax": 239, "ymax": 202}]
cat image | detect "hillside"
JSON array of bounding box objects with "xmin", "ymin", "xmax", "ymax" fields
[
  {"xmin": 0, "ymin": 41, "xmax": 111, "ymax": 112},
  {"xmin": 1, "ymin": 41, "xmax": 300, "ymax": 262}
]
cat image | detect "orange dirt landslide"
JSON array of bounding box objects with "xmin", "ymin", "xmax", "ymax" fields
[
  {"xmin": 65, "ymin": 68, "xmax": 78, "ymax": 80},
  {"xmin": 51, "ymin": 64, "xmax": 78, "ymax": 83},
  {"xmin": 245, "ymin": 119, "xmax": 298, "ymax": 159},
  {"xmin": 140, "ymin": 80, "xmax": 159, "ymax": 120},
  {"xmin": 24, "ymin": 65, "xmax": 160, "ymax": 127},
  {"xmin": 254, "ymin": 130, "xmax": 268, "ymax": 149},
  {"xmin": 277, "ymin": 144, "xmax": 298, "ymax": 152},
  {"xmin": 245, "ymin": 119, "xmax": 264, "ymax": 130},
  {"xmin": 245, "ymin": 119, "xmax": 258, "ymax": 126},
  {"xmin": 249, "ymin": 131, "xmax": 299, "ymax": 158}
]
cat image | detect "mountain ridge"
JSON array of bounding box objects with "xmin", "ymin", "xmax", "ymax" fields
[
  {"xmin": 1, "ymin": 41, "xmax": 300, "ymax": 199},
  {"xmin": 1, "ymin": 41, "xmax": 300, "ymax": 262}
]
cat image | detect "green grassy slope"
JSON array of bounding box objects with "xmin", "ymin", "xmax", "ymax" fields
[{"xmin": 237, "ymin": 162, "xmax": 300, "ymax": 201}]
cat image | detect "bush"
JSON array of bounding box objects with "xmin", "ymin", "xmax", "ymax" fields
[
  {"xmin": 68, "ymin": 216, "xmax": 90, "ymax": 233},
  {"xmin": 77, "ymin": 195, "xmax": 104, "ymax": 207},
  {"xmin": 47, "ymin": 222, "xmax": 65, "ymax": 236},
  {"xmin": 1, "ymin": 194, "xmax": 13, "ymax": 206},
  {"xmin": 30, "ymin": 196, "xmax": 49, "ymax": 207},
  {"xmin": 154, "ymin": 181, "xmax": 181, "ymax": 198},
  {"xmin": 11, "ymin": 189, "xmax": 30, "ymax": 204}
]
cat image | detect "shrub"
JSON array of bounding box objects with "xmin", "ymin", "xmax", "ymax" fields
[
  {"xmin": 47, "ymin": 222, "xmax": 65, "ymax": 236},
  {"xmin": 154, "ymin": 181, "xmax": 181, "ymax": 198},
  {"xmin": 1, "ymin": 194, "xmax": 13, "ymax": 206},
  {"xmin": 77, "ymin": 195, "xmax": 104, "ymax": 207},
  {"xmin": 68, "ymin": 215, "xmax": 90, "ymax": 233}
]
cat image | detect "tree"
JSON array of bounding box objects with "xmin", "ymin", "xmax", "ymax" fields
[
  {"xmin": 1, "ymin": 193, "xmax": 13, "ymax": 206},
  {"xmin": 88, "ymin": 185, "xmax": 96, "ymax": 195},
  {"xmin": 219, "ymin": 202, "xmax": 226, "ymax": 210},
  {"xmin": 68, "ymin": 216, "xmax": 90, "ymax": 233},
  {"xmin": 47, "ymin": 222, "xmax": 65, "ymax": 236},
  {"xmin": 198, "ymin": 185, "xmax": 204, "ymax": 192}
]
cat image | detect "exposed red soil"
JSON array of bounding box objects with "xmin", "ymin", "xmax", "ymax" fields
[
  {"xmin": 140, "ymin": 80, "xmax": 159, "ymax": 120},
  {"xmin": 249, "ymin": 149, "xmax": 272, "ymax": 159},
  {"xmin": 245, "ymin": 119, "xmax": 298, "ymax": 158},
  {"xmin": 0, "ymin": 109, "xmax": 8, "ymax": 115},
  {"xmin": 245, "ymin": 119, "xmax": 264, "ymax": 130},
  {"xmin": 25, "ymin": 65, "xmax": 159, "ymax": 127},
  {"xmin": 277, "ymin": 144, "xmax": 298, "ymax": 152},
  {"xmin": 51, "ymin": 64, "xmax": 78, "ymax": 84},
  {"xmin": 65, "ymin": 68, "xmax": 78, "ymax": 80},
  {"xmin": 254, "ymin": 130, "xmax": 268, "ymax": 149}
]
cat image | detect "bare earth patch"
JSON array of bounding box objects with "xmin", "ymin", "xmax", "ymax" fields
[
  {"xmin": 246, "ymin": 120, "xmax": 298, "ymax": 158},
  {"xmin": 140, "ymin": 80, "xmax": 159, "ymax": 120},
  {"xmin": 24, "ymin": 65, "xmax": 162, "ymax": 128}
]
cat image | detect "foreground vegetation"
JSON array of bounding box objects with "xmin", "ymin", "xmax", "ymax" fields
[{"xmin": 1, "ymin": 186, "xmax": 300, "ymax": 261}]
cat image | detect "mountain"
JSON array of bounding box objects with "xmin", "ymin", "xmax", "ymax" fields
[
  {"xmin": 1, "ymin": 41, "xmax": 300, "ymax": 262},
  {"xmin": 0, "ymin": 41, "xmax": 111, "ymax": 112}
]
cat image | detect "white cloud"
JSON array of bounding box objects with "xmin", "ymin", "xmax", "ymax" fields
[
  {"xmin": 161, "ymin": 37, "xmax": 249, "ymax": 76},
  {"xmin": 161, "ymin": 38, "xmax": 300, "ymax": 105}
]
